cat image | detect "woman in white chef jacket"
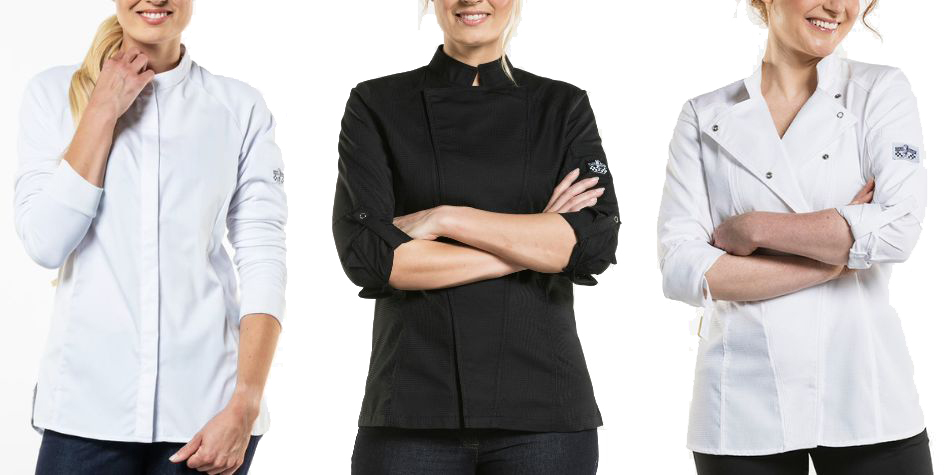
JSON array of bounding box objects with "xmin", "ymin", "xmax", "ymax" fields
[
  {"xmin": 658, "ymin": 0, "xmax": 933, "ymax": 474},
  {"xmin": 15, "ymin": 1, "xmax": 286, "ymax": 474}
]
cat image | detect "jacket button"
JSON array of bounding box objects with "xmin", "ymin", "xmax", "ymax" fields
[
  {"xmin": 766, "ymin": 172, "xmax": 773, "ymax": 179},
  {"xmin": 613, "ymin": 215, "xmax": 620, "ymax": 224},
  {"xmin": 358, "ymin": 212, "xmax": 368, "ymax": 220},
  {"xmin": 837, "ymin": 112, "xmax": 845, "ymax": 118},
  {"xmin": 712, "ymin": 125, "xmax": 719, "ymax": 132},
  {"xmin": 834, "ymin": 93, "xmax": 842, "ymax": 99},
  {"xmin": 823, "ymin": 154, "xmax": 830, "ymax": 160}
]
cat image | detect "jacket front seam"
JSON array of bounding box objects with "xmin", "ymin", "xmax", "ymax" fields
[{"xmin": 761, "ymin": 301, "xmax": 789, "ymax": 452}]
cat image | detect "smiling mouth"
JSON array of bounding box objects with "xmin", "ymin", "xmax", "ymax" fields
[
  {"xmin": 456, "ymin": 11, "xmax": 490, "ymax": 26},
  {"xmin": 137, "ymin": 9, "xmax": 173, "ymax": 24},
  {"xmin": 807, "ymin": 18, "xmax": 839, "ymax": 32}
]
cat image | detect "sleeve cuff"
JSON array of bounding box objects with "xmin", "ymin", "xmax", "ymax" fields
[
  {"xmin": 240, "ymin": 294, "xmax": 285, "ymax": 327},
  {"xmin": 48, "ymin": 160, "xmax": 103, "ymax": 218},
  {"xmin": 661, "ymin": 239, "xmax": 726, "ymax": 309},
  {"xmin": 837, "ymin": 197, "xmax": 917, "ymax": 269}
]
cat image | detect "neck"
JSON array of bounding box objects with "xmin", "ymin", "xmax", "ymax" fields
[
  {"xmin": 444, "ymin": 38, "xmax": 503, "ymax": 65},
  {"xmin": 760, "ymin": 35, "xmax": 822, "ymax": 100},
  {"xmin": 122, "ymin": 35, "xmax": 183, "ymax": 74}
]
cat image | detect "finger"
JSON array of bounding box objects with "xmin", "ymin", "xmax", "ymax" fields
[
  {"xmin": 559, "ymin": 188, "xmax": 605, "ymax": 212},
  {"xmin": 224, "ymin": 461, "xmax": 244, "ymax": 475},
  {"xmin": 136, "ymin": 70, "xmax": 156, "ymax": 88},
  {"xmin": 170, "ymin": 434, "xmax": 202, "ymax": 463},
  {"xmin": 565, "ymin": 198, "xmax": 598, "ymax": 212},
  {"xmin": 130, "ymin": 53, "xmax": 149, "ymax": 74},
  {"xmin": 549, "ymin": 177, "xmax": 600, "ymax": 213},
  {"xmin": 124, "ymin": 48, "xmax": 142, "ymax": 63},
  {"xmin": 111, "ymin": 50, "xmax": 126, "ymax": 62},
  {"xmin": 545, "ymin": 168, "xmax": 580, "ymax": 211}
]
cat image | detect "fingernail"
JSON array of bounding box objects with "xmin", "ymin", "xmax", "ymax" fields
[
  {"xmin": 596, "ymin": 188, "xmax": 606, "ymax": 194},
  {"xmin": 571, "ymin": 168, "xmax": 580, "ymax": 175},
  {"xmin": 169, "ymin": 454, "xmax": 180, "ymax": 463}
]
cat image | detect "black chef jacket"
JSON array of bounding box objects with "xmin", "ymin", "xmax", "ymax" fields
[{"xmin": 332, "ymin": 46, "xmax": 620, "ymax": 432}]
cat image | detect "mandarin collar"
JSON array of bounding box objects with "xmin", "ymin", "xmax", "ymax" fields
[
  {"xmin": 427, "ymin": 45, "xmax": 516, "ymax": 87},
  {"xmin": 151, "ymin": 45, "xmax": 192, "ymax": 91}
]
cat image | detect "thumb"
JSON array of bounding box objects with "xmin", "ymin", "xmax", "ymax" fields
[{"xmin": 169, "ymin": 434, "xmax": 202, "ymax": 463}]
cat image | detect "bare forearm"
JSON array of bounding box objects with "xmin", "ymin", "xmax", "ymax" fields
[
  {"xmin": 705, "ymin": 253, "xmax": 842, "ymax": 302},
  {"xmin": 438, "ymin": 206, "xmax": 576, "ymax": 273},
  {"xmin": 752, "ymin": 210, "xmax": 854, "ymax": 265},
  {"xmin": 390, "ymin": 240, "xmax": 524, "ymax": 291},
  {"xmin": 63, "ymin": 105, "xmax": 118, "ymax": 187},
  {"xmin": 230, "ymin": 314, "xmax": 281, "ymax": 413}
]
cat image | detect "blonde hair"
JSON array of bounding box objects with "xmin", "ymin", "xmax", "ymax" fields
[
  {"xmin": 69, "ymin": 15, "xmax": 125, "ymax": 124},
  {"xmin": 750, "ymin": 0, "xmax": 880, "ymax": 36},
  {"xmin": 418, "ymin": 0, "xmax": 524, "ymax": 83}
]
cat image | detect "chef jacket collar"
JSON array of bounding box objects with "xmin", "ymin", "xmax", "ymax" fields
[
  {"xmin": 151, "ymin": 45, "xmax": 192, "ymax": 91},
  {"xmin": 427, "ymin": 45, "xmax": 515, "ymax": 87},
  {"xmin": 742, "ymin": 53, "xmax": 843, "ymax": 102}
]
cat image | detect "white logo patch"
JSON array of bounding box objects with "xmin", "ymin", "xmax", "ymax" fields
[
  {"xmin": 893, "ymin": 144, "xmax": 920, "ymax": 163},
  {"xmin": 587, "ymin": 159, "xmax": 608, "ymax": 175}
]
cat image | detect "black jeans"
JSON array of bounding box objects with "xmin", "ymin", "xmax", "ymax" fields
[
  {"xmin": 35, "ymin": 430, "xmax": 261, "ymax": 475},
  {"xmin": 352, "ymin": 427, "xmax": 599, "ymax": 475},
  {"xmin": 694, "ymin": 429, "xmax": 933, "ymax": 475}
]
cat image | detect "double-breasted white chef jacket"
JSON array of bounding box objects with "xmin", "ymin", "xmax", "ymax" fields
[
  {"xmin": 14, "ymin": 49, "xmax": 288, "ymax": 443},
  {"xmin": 658, "ymin": 54, "xmax": 928, "ymax": 456}
]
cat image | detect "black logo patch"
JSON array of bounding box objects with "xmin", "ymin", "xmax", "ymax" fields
[
  {"xmin": 587, "ymin": 159, "xmax": 608, "ymax": 175},
  {"xmin": 893, "ymin": 144, "xmax": 920, "ymax": 163}
]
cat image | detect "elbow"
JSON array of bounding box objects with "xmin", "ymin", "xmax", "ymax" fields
[{"xmin": 24, "ymin": 244, "xmax": 68, "ymax": 270}]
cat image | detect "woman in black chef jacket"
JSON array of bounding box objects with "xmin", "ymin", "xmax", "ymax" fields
[{"xmin": 332, "ymin": 0, "xmax": 619, "ymax": 473}]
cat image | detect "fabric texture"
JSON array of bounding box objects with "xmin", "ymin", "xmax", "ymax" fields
[
  {"xmin": 15, "ymin": 49, "xmax": 287, "ymax": 442},
  {"xmin": 694, "ymin": 429, "xmax": 933, "ymax": 475},
  {"xmin": 35, "ymin": 430, "xmax": 262, "ymax": 475},
  {"xmin": 332, "ymin": 46, "xmax": 619, "ymax": 432},
  {"xmin": 351, "ymin": 427, "xmax": 598, "ymax": 475}
]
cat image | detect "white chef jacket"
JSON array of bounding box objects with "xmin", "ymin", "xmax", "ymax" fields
[
  {"xmin": 657, "ymin": 54, "xmax": 928, "ymax": 455},
  {"xmin": 14, "ymin": 50, "xmax": 288, "ymax": 443}
]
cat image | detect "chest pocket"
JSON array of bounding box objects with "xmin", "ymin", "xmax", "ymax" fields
[{"xmin": 424, "ymin": 87, "xmax": 530, "ymax": 213}]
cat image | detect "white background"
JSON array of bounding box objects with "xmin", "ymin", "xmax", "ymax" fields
[{"xmin": 1, "ymin": 1, "xmax": 947, "ymax": 473}]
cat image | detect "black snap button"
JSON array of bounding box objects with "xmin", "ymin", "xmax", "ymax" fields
[
  {"xmin": 837, "ymin": 112, "xmax": 845, "ymax": 118},
  {"xmin": 834, "ymin": 93, "xmax": 842, "ymax": 99},
  {"xmin": 822, "ymin": 154, "xmax": 830, "ymax": 160},
  {"xmin": 358, "ymin": 212, "xmax": 368, "ymax": 220},
  {"xmin": 766, "ymin": 172, "xmax": 773, "ymax": 179},
  {"xmin": 712, "ymin": 125, "xmax": 719, "ymax": 132}
]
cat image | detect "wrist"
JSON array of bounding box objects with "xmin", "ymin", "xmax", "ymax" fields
[
  {"xmin": 745, "ymin": 212, "xmax": 770, "ymax": 248},
  {"xmin": 82, "ymin": 101, "xmax": 121, "ymax": 127},
  {"xmin": 228, "ymin": 386, "xmax": 263, "ymax": 416},
  {"xmin": 434, "ymin": 205, "xmax": 464, "ymax": 239}
]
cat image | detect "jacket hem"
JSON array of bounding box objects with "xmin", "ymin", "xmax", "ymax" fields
[
  {"xmin": 31, "ymin": 418, "xmax": 269, "ymax": 444},
  {"xmin": 688, "ymin": 422, "xmax": 927, "ymax": 456}
]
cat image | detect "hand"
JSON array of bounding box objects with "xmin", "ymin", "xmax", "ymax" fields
[
  {"xmin": 86, "ymin": 48, "xmax": 155, "ymax": 121},
  {"xmin": 394, "ymin": 206, "xmax": 446, "ymax": 240},
  {"xmin": 169, "ymin": 396, "xmax": 259, "ymax": 475},
  {"xmin": 712, "ymin": 212, "xmax": 761, "ymax": 256},
  {"xmin": 544, "ymin": 168, "xmax": 605, "ymax": 213},
  {"xmin": 849, "ymin": 179, "xmax": 875, "ymax": 205}
]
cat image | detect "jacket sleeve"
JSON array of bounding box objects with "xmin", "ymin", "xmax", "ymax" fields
[
  {"xmin": 227, "ymin": 92, "xmax": 288, "ymax": 325},
  {"xmin": 14, "ymin": 75, "xmax": 103, "ymax": 270},
  {"xmin": 657, "ymin": 101, "xmax": 726, "ymax": 315},
  {"xmin": 556, "ymin": 91, "xmax": 621, "ymax": 285},
  {"xmin": 332, "ymin": 87, "xmax": 413, "ymax": 299},
  {"xmin": 835, "ymin": 69, "xmax": 927, "ymax": 270}
]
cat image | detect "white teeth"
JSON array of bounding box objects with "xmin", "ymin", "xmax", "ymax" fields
[
  {"xmin": 810, "ymin": 19, "xmax": 838, "ymax": 30},
  {"xmin": 461, "ymin": 14, "xmax": 487, "ymax": 21},
  {"xmin": 141, "ymin": 12, "xmax": 169, "ymax": 19}
]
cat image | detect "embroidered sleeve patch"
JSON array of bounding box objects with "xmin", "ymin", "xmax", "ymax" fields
[
  {"xmin": 892, "ymin": 143, "xmax": 920, "ymax": 163},
  {"xmin": 586, "ymin": 159, "xmax": 608, "ymax": 175},
  {"xmin": 273, "ymin": 168, "xmax": 285, "ymax": 184}
]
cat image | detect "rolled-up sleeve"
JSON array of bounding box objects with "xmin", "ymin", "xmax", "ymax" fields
[
  {"xmin": 14, "ymin": 76, "xmax": 103, "ymax": 270},
  {"xmin": 332, "ymin": 87, "xmax": 412, "ymax": 298},
  {"xmin": 836, "ymin": 69, "xmax": 927, "ymax": 270},
  {"xmin": 227, "ymin": 93, "xmax": 288, "ymax": 324},
  {"xmin": 556, "ymin": 91, "xmax": 621, "ymax": 285},
  {"xmin": 657, "ymin": 101, "xmax": 726, "ymax": 312}
]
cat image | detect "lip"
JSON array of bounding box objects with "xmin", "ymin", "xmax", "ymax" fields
[
  {"xmin": 455, "ymin": 10, "xmax": 491, "ymax": 26},
  {"xmin": 136, "ymin": 8, "xmax": 174, "ymax": 26},
  {"xmin": 805, "ymin": 17, "xmax": 840, "ymax": 33}
]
